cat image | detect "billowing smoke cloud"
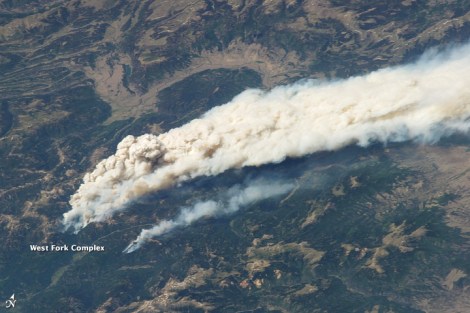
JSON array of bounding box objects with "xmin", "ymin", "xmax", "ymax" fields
[
  {"xmin": 64, "ymin": 44, "xmax": 470, "ymax": 233},
  {"xmin": 123, "ymin": 180, "xmax": 293, "ymax": 253}
]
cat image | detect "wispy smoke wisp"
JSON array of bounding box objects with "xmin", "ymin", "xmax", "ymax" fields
[
  {"xmin": 64, "ymin": 44, "xmax": 470, "ymax": 232},
  {"xmin": 123, "ymin": 180, "xmax": 293, "ymax": 253}
]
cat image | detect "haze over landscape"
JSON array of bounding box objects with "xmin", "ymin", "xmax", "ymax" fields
[{"xmin": 1, "ymin": 0, "xmax": 470, "ymax": 312}]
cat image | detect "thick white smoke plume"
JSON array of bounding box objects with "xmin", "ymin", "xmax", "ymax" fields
[
  {"xmin": 64, "ymin": 44, "xmax": 470, "ymax": 233},
  {"xmin": 123, "ymin": 180, "xmax": 293, "ymax": 253}
]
